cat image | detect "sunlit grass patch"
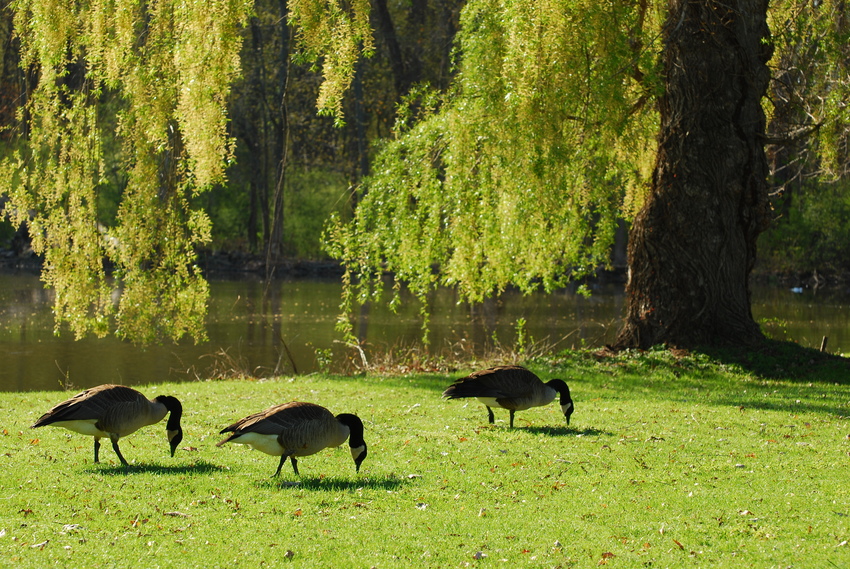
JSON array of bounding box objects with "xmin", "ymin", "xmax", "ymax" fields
[{"xmin": 2, "ymin": 350, "xmax": 849, "ymax": 567}]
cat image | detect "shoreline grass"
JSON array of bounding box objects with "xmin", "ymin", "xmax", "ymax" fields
[{"xmin": 1, "ymin": 349, "xmax": 849, "ymax": 567}]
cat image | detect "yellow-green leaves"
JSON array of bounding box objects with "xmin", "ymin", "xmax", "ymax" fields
[
  {"xmin": 174, "ymin": 0, "xmax": 250, "ymax": 190},
  {"xmin": 3, "ymin": 0, "xmax": 251, "ymax": 343},
  {"xmin": 326, "ymin": 0, "xmax": 662, "ymax": 340},
  {"xmin": 288, "ymin": 0, "xmax": 374, "ymax": 124},
  {"xmin": 767, "ymin": 0, "xmax": 850, "ymax": 180}
]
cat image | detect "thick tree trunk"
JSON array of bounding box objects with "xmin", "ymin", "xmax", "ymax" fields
[{"xmin": 614, "ymin": 0, "xmax": 773, "ymax": 349}]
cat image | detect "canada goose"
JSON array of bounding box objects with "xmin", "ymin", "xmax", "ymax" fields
[
  {"xmin": 443, "ymin": 365, "xmax": 574, "ymax": 427},
  {"xmin": 31, "ymin": 384, "xmax": 183, "ymax": 466},
  {"xmin": 217, "ymin": 401, "xmax": 368, "ymax": 477}
]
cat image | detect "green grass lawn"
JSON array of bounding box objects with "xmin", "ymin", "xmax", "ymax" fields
[{"xmin": 1, "ymin": 348, "xmax": 849, "ymax": 568}]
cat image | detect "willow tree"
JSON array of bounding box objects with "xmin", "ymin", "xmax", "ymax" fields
[
  {"xmin": 617, "ymin": 0, "xmax": 848, "ymax": 348},
  {"xmin": 325, "ymin": 0, "xmax": 661, "ymax": 342},
  {"xmin": 0, "ymin": 0, "xmax": 371, "ymax": 343},
  {"xmin": 614, "ymin": 0, "xmax": 775, "ymax": 348},
  {"xmin": 0, "ymin": 0, "xmax": 253, "ymax": 342},
  {"xmin": 325, "ymin": 0, "xmax": 850, "ymax": 349}
]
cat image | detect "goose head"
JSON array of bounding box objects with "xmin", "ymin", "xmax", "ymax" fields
[{"xmin": 546, "ymin": 379, "xmax": 574, "ymax": 425}]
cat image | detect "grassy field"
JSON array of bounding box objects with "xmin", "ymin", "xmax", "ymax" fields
[{"xmin": 1, "ymin": 347, "xmax": 849, "ymax": 568}]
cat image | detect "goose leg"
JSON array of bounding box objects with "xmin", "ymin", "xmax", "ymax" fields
[
  {"xmin": 273, "ymin": 454, "xmax": 287, "ymax": 477},
  {"xmin": 486, "ymin": 406, "xmax": 495, "ymax": 424},
  {"xmin": 94, "ymin": 438, "xmax": 101, "ymax": 463},
  {"xmin": 110, "ymin": 438, "xmax": 129, "ymax": 466},
  {"xmin": 509, "ymin": 410, "xmax": 515, "ymax": 428},
  {"xmin": 290, "ymin": 456, "xmax": 299, "ymax": 476}
]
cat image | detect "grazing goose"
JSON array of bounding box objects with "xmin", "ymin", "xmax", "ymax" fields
[
  {"xmin": 217, "ymin": 401, "xmax": 368, "ymax": 477},
  {"xmin": 443, "ymin": 365, "xmax": 574, "ymax": 427},
  {"xmin": 31, "ymin": 384, "xmax": 183, "ymax": 465}
]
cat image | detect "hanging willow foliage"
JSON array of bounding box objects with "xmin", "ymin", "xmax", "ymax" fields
[
  {"xmin": 1, "ymin": 0, "xmax": 252, "ymax": 342},
  {"xmin": 324, "ymin": 0, "xmax": 664, "ymax": 342},
  {"xmin": 766, "ymin": 0, "xmax": 850, "ymax": 179},
  {"xmin": 0, "ymin": 0, "xmax": 374, "ymax": 343},
  {"xmin": 324, "ymin": 0, "xmax": 850, "ymax": 344},
  {"xmin": 288, "ymin": 0, "xmax": 374, "ymax": 124}
]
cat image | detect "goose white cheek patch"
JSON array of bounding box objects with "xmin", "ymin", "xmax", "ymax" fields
[{"xmin": 350, "ymin": 445, "xmax": 366, "ymax": 461}]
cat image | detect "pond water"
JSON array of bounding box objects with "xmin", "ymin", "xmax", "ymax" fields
[{"xmin": 1, "ymin": 270, "xmax": 848, "ymax": 392}]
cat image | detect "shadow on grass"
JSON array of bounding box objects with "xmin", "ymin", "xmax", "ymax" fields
[
  {"xmin": 255, "ymin": 473, "xmax": 411, "ymax": 492},
  {"xmin": 91, "ymin": 460, "xmax": 227, "ymax": 476},
  {"xmin": 701, "ymin": 339, "xmax": 850, "ymax": 384},
  {"xmin": 523, "ymin": 426, "xmax": 613, "ymax": 437},
  {"xmin": 540, "ymin": 339, "xmax": 850, "ymax": 416}
]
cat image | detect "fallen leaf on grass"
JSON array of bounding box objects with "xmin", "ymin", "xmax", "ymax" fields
[
  {"xmin": 673, "ymin": 539, "xmax": 685, "ymax": 550},
  {"xmin": 472, "ymin": 551, "xmax": 487, "ymax": 559},
  {"xmin": 31, "ymin": 540, "xmax": 49, "ymax": 549},
  {"xmin": 164, "ymin": 512, "xmax": 190, "ymax": 518}
]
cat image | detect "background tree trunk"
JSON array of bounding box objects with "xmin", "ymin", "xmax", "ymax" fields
[
  {"xmin": 614, "ymin": 0, "xmax": 774, "ymax": 349},
  {"xmin": 267, "ymin": 0, "xmax": 291, "ymax": 267}
]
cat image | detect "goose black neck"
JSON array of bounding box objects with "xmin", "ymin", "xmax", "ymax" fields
[
  {"xmin": 336, "ymin": 413, "xmax": 365, "ymax": 447},
  {"xmin": 156, "ymin": 395, "xmax": 183, "ymax": 430},
  {"xmin": 546, "ymin": 379, "xmax": 572, "ymax": 404}
]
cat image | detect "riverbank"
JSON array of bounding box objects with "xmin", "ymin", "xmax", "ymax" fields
[
  {"xmin": 0, "ymin": 247, "xmax": 347, "ymax": 279},
  {"xmin": 6, "ymin": 245, "xmax": 850, "ymax": 291}
]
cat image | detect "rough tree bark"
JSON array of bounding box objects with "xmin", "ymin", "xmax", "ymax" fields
[{"xmin": 614, "ymin": 0, "xmax": 774, "ymax": 349}]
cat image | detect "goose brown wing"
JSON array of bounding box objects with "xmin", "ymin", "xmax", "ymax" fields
[
  {"xmin": 272, "ymin": 403, "xmax": 341, "ymax": 453},
  {"xmin": 32, "ymin": 384, "xmax": 145, "ymax": 427},
  {"xmin": 444, "ymin": 366, "xmax": 537, "ymax": 399},
  {"xmin": 264, "ymin": 402, "xmax": 334, "ymax": 427},
  {"xmin": 221, "ymin": 402, "xmax": 332, "ymax": 436}
]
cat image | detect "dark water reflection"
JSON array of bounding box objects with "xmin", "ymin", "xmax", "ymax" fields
[{"xmin": 1, "ymin": 270, "xmax": 848, "ymax": 392}]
